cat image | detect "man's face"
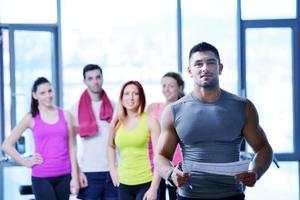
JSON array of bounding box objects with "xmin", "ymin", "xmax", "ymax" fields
[
  {"xmin": 188, "ymin": 51, "xmax": 223, "ymax": 89},
  {"xmin": 84, "ymin": 69, "xmax": 103, "ymax": 94}
]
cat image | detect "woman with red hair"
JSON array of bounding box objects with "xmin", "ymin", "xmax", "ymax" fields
[{"xmin": 107, "ymin": 80, "xmax": 161, "ymax": 200}]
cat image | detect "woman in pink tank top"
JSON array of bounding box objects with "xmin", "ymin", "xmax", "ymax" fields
[
  {"xmin": 2, "ymin": 77, "xmax": 79, "ymax": 200},
  {"xmin": 147, "ymin": 72, "xmax": 185, "ymax": 200}
]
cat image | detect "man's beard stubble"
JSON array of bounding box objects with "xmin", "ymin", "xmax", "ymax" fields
[{"xmin": 198, "ymin": 78, "xmax": 219, "ymax": 90}]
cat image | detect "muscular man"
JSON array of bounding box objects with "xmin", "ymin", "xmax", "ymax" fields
[{"xmin": 155, "ymin": 42, "xmax": 273, "ymax": 200}]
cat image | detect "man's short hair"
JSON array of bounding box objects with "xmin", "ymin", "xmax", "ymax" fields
[
  {"xmin": 83, "ymin": 64, "xmax": 103, "ymax": 79},
  {"xmin": 189, "ymin": 42, "xmax": 221, "ymax": 62}
]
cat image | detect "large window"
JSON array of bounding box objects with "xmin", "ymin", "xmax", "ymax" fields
[
  {"xmin": 181, "ymin": 0, "xmax": 238, "ymax": 94},
  {"xmin": 61, "ymin": 0, "xmax": 177, "ymax": 108},
  {"xmin": 240, "ymin": 0, "xmax": 299, "ymax": 199},
  {"xmin": 244, "ymin": 27, "xmax": 296, "ymax": 200},
  {"xmin": 245, "ymin": 162, "xmax": 298, "ymax": 199},
  {"xmin": 0, "ymin": 1, "xmax": 299, "ymax": 200},
  {"xmin": 1, "ymin": 27, "xmax": 58, "ymax": 200},
  {"xmin": 241, "ymin": 0, "xmax": 296, "ymax": 20},
  {"xmin": 246, "ymin": 28, "xmax": 293, "ymax": 153},
  {"xmin": 0, "ymin": 0, "xmax": 59, "ymax": 198},
  {"xmin": 0, "ymin": 0, "xmax": 57, "ymax": 23}
]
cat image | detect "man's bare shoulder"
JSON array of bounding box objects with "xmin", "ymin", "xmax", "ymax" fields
[
  {"xmin": 160, "ymin": 104, "xmax": 174, "ymax": 125},
  {"xmin": 170, "ymin": 93, "xmax": 193, "ymax": 108}
]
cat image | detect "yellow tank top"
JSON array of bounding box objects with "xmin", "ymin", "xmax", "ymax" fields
[{"xmin": 115, "ymin": 112, "xmax": 154, "ymax": 185}]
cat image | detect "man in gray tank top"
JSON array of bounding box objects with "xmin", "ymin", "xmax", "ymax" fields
[{"xmin": 155, "ymin": 42, "xmax": 273, "ymax": 200}]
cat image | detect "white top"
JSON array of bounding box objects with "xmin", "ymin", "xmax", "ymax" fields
[
  {"xmin": 69, "ymin": 99, "xmax": 115, "ymax": 172},
  {"xmin": 186, "ymin": 160, "xmax": 250, "ymax": 176}
]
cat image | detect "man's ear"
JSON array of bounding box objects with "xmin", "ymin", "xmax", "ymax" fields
[
  {"xmin": 219, "ymin": 63, "xmax": 223, "ymax": 75},
  {"xmin": 187, "ymin": 66, "xmax": 193, "ymax": 77}
]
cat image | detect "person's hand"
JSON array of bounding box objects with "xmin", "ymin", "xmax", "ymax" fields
[
  {"xmin": 235, "ymin": 171, "xmax": 258, "ymax": 187},
  {"xmin": 171, "ymin": 166, "xmax": 191, "ymax": 187},
  {"xmin": 79, "ymin": 171, "xmax": 88, "ymax": 188},
  {"xmin": 109, "ymin": 167, "xmax": 120, "ymax": 187},
  {"xmin": 70, "ymin": 177, "xmax": 80, "ymax": 195},
  {"xmin": 26, "ymin": 153, "xmax": 43, "ymax": 168},
  {"xmin": 142, "ymin": 187, "xmax": 157, "ymax": 200}
]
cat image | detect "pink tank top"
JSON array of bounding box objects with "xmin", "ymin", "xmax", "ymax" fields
[
  {"xmin": 150, "ymin": 103, "xmax": 182, "ymax": 166},
  {"xmin": 31, "ymin": 108, "xmax": 71, "ymax": 177}
]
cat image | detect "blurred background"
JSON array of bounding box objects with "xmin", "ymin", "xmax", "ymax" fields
[{"xmin": 0, "ymin": 0, "xmax": 299, "ymax": 199}]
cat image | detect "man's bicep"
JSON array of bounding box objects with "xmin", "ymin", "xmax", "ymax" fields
[
  {"xmin": 243, "ymin": 101, "xmax": 269, "ymax": 152},
  {"xmin": 157, "ymin": 106, "xmax": 178, "ymax": 160}
]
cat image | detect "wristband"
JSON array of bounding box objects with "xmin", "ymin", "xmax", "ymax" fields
[{"xmin": 165, "ymin": 167, "xmax": 176, "ymax": 187}]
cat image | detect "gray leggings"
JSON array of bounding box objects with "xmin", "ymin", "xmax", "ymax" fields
[{"xmin": 31, "ymin": 174, "xmax": 71, "ymax": 200}]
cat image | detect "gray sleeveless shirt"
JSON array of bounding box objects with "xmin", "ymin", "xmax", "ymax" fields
[{"xmin": 171, "ymin": 89, "xmax": 247, "ymax": 198}]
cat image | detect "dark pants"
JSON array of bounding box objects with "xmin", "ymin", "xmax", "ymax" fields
[
  {"xmin": 77, "ymin": 171, "xmax": 118, "ymax": 200},
  {"xmin": 31, "ymin": 174, "xmax": 71, "ymax": 200},
  {"xmin": 177, "ymin": 193, "xmax": 245, "ymax": 200},
  {"xmin": 118, "ymin": 182, "xmax": 152, "ymax": 200},
  {"xmin": 158, "ymin": 179, "xmax": 177, "ymax": 200}
]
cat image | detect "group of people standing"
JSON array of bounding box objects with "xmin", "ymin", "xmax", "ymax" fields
[{"xmin": 2, "ymin": 42, "xmax": 273, "ymax": 200}]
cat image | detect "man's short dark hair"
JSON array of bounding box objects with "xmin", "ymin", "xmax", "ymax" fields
[
  {"xmin": 189, "ymin": 42, "xmax": 221, "ymax": 62},
  {"xmin": 83, "ymin": 64, "xmax": 103, "ymax": 79}
]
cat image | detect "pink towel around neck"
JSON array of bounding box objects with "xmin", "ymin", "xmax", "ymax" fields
[{"xmin": 78, "ymin": 89, "xmax": 113, "ymax": 137}]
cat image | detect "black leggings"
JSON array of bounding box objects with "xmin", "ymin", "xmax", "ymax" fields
[
  {"xmin": 118, "ymin": 182, "xmax": 152, "ymax": 200},
  {"xmin": 31, "ymin": 174, "xmax": 71, "ymax": 200},
  {"xmin": 158, "ymin": 179, "xmax": 177, "ymax": 200}
]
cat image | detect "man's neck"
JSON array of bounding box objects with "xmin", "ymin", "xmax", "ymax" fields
[
  {"xmin": 87, "ymin": 89, "xmax": 102, "ymax": 101},
  {"xmin": 193, "ymin": 87, "xmax": 221, "ymax": 103}
]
